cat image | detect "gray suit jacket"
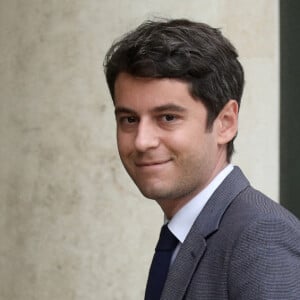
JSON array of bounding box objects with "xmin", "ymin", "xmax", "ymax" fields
[{"xmin": 161, "ymin": 167, "xmax": 300, "ymax": 299}]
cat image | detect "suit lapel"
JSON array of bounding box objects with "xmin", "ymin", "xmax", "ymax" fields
[
  {"xmin": 161, "ymin": 229, "xmax": 207, "ymax": 300},
  {"xmin": 161, "ymin": 167, "xmax": 250, "ymax": 300}
]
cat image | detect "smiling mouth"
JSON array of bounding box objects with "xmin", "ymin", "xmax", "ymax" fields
[{"xmin": 135, "ymin": 159, "xmax": 172, "ymax": 167}]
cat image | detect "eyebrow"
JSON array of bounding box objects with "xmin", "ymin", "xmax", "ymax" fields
[
  {"xmin": 114, "ymin": 103, "xmax": 187, "ymax": 116},
  {"xmin": 152, "ymin": 103, "xmax": 187, "ymax": 113},
  {"xmin": 114, "ymin": 106, "xmax": 136, "ymax": 116}
]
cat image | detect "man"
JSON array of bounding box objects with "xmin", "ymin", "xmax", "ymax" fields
[{"xmin": 104, "ymin": 19, "xmax": 300, "ymax": 299}]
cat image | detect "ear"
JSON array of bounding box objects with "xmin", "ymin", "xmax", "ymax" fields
[{"xmin": 215, "ymin": 100, "xmax": 239, "ymax": 145}]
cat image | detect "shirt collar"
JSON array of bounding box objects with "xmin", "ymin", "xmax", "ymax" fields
[{"xmin": 167, "ymin": 164, "xmax": 234, "ymax": 243}]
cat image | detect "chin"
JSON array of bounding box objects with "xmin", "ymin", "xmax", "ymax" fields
[{"xmin": 139, "ymin": 187, "xmax": 169, "ymax": 201}]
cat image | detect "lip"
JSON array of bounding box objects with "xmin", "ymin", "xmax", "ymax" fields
[{"xmin": 135, "ymin": 159, "xmax": 172, "ymax": 168}]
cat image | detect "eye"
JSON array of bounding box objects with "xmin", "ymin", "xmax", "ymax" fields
[
  {"xmin": 162, "ymin": 114, "xmax": 176, "ymax": 122},
  {"xmin": 118, "ymin": 115, "xmax": 138, "ymax": 125},
  {"xmin": 125, "ymin": 116, "xmax": 137, "ymax": 123}
]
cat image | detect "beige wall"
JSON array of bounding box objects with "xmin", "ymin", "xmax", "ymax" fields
[{"xmin": 0, "ymin": 1, "xmax": 279, "ymax": 299}]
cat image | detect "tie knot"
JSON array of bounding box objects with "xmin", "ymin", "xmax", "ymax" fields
[{"xmin": 156, "ymin": 224, "xmax": 178, "ymax": 251}]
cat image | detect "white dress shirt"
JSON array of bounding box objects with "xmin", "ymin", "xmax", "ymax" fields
[{"xmin": 166, "ymin": 164, "xmax": 234, "ymax": 264}]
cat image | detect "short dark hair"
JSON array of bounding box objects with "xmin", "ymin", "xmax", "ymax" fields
[{"xmin": 103, "ymin": 19, "xmax": 244, "ymax": 161}]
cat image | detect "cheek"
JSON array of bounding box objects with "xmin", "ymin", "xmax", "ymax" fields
[
  {"xmin": 170, "ymin": 128, "xmax": 205, "ymax": 151},
  {"xmin": 117, "ymin": 132, "xmax": 135, "ymax": 159},
  {"xmin": 116, "ymin": 133, "xmax": 127, "ymax": 155},
  {"xmin": 178, "ymin": 132, "xmax": 216, "ymax": 164}
]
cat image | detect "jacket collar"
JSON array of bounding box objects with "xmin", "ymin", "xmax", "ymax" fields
[{"xmin": 161, "ymin": 166, "xmax": 250, "ymax": 299}]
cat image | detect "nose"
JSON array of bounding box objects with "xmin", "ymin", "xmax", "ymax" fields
[{"xmin": 134, "ymin": 119, "xmax": 160, "ymax": 152}]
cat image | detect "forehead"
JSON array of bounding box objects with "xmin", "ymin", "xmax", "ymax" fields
[{"xmin": 114, "ymin": 73, "xmax": 201, "ymax": 112}]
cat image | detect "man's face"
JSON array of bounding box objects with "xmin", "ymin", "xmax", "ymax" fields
[{"xmin": 114, "ymin": 73, "xmax": 228, "ymax": 207}]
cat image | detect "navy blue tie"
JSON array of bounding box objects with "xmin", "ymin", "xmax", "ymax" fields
[{"xmin": 145, "ymin": 224, "xmax": 179, "ymax": 300}]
